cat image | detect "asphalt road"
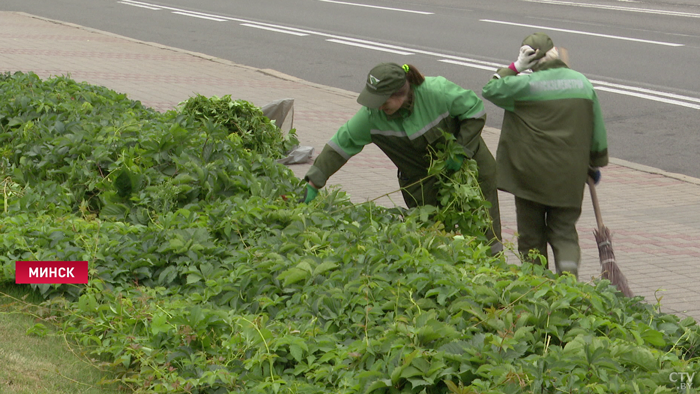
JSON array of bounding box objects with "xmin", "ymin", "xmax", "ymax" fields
[{"xmin": 3, "ymin": 0, "xmax": 700, "ymax": 177}]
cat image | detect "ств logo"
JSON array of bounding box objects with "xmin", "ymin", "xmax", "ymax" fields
[{"xmin": 15, "ymin": 261, "xmax": 88, "ymax": 284}]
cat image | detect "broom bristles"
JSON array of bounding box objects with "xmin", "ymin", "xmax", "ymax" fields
[{"xmin": 594, "ymin": 226, "xmax": 634, "ymax": 297}]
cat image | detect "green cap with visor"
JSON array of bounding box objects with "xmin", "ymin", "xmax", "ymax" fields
[
  {"xmin": 357, "ymin": 63, "xmax": 407, "ymax": 109},
  {"xmin": 522, "ymin": 32, "xmax": 554, "ymax": 61}
]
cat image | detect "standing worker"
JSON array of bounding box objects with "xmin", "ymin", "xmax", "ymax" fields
[
  {"xmin": 301, "ymin": 63, "xmax": 502, "ymax": 252},
  {"xmin": 482, "ymin": 33, "xmax": 608, "ymax": 277}
]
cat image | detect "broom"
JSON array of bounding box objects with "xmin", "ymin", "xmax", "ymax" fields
[{"xmin": 587, "ymin": 178, "xmax": 633, "ymax": 297}]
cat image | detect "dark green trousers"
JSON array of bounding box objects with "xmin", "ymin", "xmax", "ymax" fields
[{"xmin": 514, "ymin": 197, "xmax": 581, "ymax": 276}]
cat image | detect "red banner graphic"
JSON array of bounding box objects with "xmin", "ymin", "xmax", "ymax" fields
[{"xmin": 15, "ymin": 261, "xmax": 89, "ymax": 284}]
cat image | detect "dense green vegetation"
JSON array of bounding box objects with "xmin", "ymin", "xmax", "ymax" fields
[
  {"xmin": 0, "ymin": 71, "xmax": 698, "ymax": 393},
  {"xmin": 0, "ymin": 283, "xmax": 125, "ymax": 394}
]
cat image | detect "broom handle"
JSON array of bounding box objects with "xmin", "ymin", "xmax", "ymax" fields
[{"xmin": 587, "ymin": 178, "xmax": 605, "ymax": 232}]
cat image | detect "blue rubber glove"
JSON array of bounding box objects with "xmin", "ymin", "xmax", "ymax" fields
[
  {"xmin": 445, "ymin": 154, "xmax": 465, "ymax": 172},
  {"xmin": 588, "ymin": 167, "xmax": 601, "ymax": 185},
  {"xmin": 299, "ymin": 183, "xmax": 318, "ymax": 203}
]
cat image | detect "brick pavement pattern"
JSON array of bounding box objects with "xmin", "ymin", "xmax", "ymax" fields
[{"xmin": 2, "ymin": 12, "xmax": 698, "ymax": 321}]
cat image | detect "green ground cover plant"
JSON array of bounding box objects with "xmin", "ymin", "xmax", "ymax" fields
[
  {"xmin": 0, "ymin": 283, "xmax": 124, "ymax": 394},
  {"xmin": 0, "ymin": 71, "xmax": 698, "ymax": 393}
]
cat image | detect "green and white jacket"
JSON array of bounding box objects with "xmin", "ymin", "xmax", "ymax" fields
[
  {"xmin": 304, "ymin": 76, "xmax": 492, "ymax": 207},
  {"xmin": 482, "ymin": 60, "xmax": 608, "ymax": 207}
]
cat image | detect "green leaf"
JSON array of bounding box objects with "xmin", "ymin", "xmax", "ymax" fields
[
  {"xmin": 278, "ymin": 267, "xmax": 309, "ymax": 287},
  {"xmin": 114, "ymin": 169, "xmax": 133, "ymax": 197},
  {"xmin": 101, "ymin": 203, "xmax": 129, "ymax": 220},
  {"xmin": 151, "ymin": 314, "xmax": 170, "ymax": 335},
  {"xmin": 159, "ymin": 266, "xmax": 178, "ymax": 284},
  {"xmin": 313, "ymin": 261, "xmax": 337, "ymax": 276},
  {"xmin": 26, "ymin": 323, "xmax": 49, "ymax": 337},
  {"xmin": 365, "ymin": 378, "xmax": 392, "ymax": 393},
  {"xmin": 289, "ymin": 344, "xmax": 303, "ymax": 362},
  {"xmin": 640, "ymin": 327, "xmax": 666, "ymax": 348},
  {"xmin": 187, "ymin": 273, "xmax": 203, "ymax": 284}
]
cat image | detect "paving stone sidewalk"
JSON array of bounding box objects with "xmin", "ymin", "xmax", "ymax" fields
[{"xmin": 2, "ymin": 11, "xmax": 698, "ymax": 321}]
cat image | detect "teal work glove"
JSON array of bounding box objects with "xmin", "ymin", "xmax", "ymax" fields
[
  {"xmin": 299, "ymin": 183, "xmax": 318, "ymax": 203},
  {"xmin": 445, "ymin": 154, "xmax": 465, "ymax": 172}
]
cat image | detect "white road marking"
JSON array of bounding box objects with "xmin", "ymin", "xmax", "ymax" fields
[
  {"xmin": 326, "ymin": 37, "xmax": 421, "ymax": 53},
  {"xmin": 116, "ymin": 0, "xmax": 700, "ymax": 110},
  {"xmin": 318, "ymin": 0, "xmax": 433, "ymax": 15},
  {"xmin": 594, "ymin": 87, "xmax": 700, "ymax": 110},
  {"xmin": 171, "ymin": 9, "xmax": 233, "ymax": 21},
  {"xmin": 591, "ymin": 80, "xmax": 700, "ymax": 104},
  {"xmin": 524, "ymin": 0, "xmax": 700, "ymax": 18},
  {"xmin": 172, "ymin": 11, "xmax": 226, "ymax": 22},
  {"xmin": 241, "ymin": 24, "xmax": 309, "ymax": 36},
  {"xmin": 118, "ymin": 0, "xmax": 160, "ymax": 10},
  {"xmin": 480, "ymin": 19, "xmax": 684, "ymax": 47},
  {"xmin": 321, "ymin": 37, "xmax": 505, "ymax": 68},
  {"xmin": 444, "ymin": 62, "xmax": 700, "ymax": 110},
  {"xmin": 326, "ymin": 39, "xmax": 414, "ymax": 55},
  {"xmin": 438, "ymin": 59, "xmax": 503, "ymax": 71}
]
